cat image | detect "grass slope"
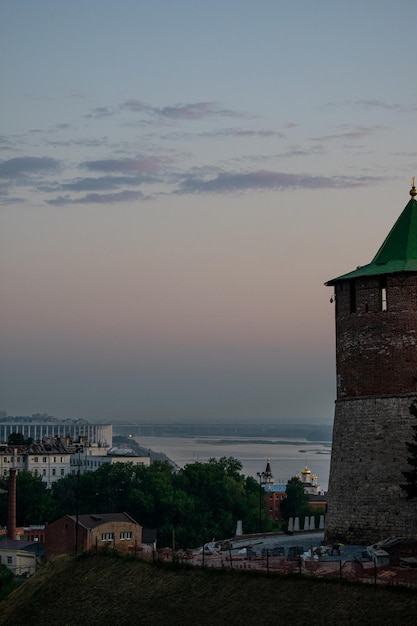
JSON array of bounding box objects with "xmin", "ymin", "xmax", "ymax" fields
[{"xmin": 0, "ymin": 553, "xmax": 416, "ymax": 625}]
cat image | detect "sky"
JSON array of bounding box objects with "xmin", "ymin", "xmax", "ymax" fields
[{"xmin": 1, "ymin": 1, "xmax": 416, "ymax": 424}]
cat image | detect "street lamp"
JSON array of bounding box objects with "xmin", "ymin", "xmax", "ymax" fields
[
  {"xmin": 256, "ymin": 471, "xmax": 266, "ymax": 533},
  {"xmin": 74, "ymin": 444, "xmax": 83, "ymax": 554}
]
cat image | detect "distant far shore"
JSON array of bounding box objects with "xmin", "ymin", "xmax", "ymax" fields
[{"xmin": 112, "ymin": 422, "xmax": 333, "ymax": 442}]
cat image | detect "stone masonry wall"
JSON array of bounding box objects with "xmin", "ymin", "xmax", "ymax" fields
[
  {"xmin": 325, "ymin": 395, "xmax": 417, "ymax": 544},
  {"xmin": 334, "ymin": 274, "xmax": 417, "ymax": 398}
]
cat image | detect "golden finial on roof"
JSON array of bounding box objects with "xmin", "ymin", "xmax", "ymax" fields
[{"xmin": 410, "ymin": 177, "xmax": 417, "ymax": 199}]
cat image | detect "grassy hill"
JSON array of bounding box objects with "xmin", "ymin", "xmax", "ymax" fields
[{"xmin": 0, "ymin": 553, "xmax": 416, "ymax": 625}]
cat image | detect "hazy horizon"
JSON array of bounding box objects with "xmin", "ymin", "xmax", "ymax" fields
[
  {"xmin": 1, "ymin": 413, "xmax": 334, "ymax": 426},
  {"xmin": 1, "ymin": 1, "xmax": 414, "ymax": 422}
]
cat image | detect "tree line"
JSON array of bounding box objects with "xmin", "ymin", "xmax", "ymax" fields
[{"xmin": 0, "ymin": 456, "xmax": 284, "ymax": 548}]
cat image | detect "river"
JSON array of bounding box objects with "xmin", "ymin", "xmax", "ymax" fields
[{"xmin": 134, "ymin": 435, "xmax": 331, "ymax": 490}]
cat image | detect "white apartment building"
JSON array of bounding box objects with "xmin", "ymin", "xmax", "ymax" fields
[
  {"xmin": 0, "ymin": 441, "xmax": 71, "ymax": 488},
  {"xmin": 70, "ymin": 444, "xmax": 151, "ymax": 475}
]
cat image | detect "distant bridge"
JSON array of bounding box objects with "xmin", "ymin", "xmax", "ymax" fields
[{"xmin": 112, "ymin": 422, "xmax": 332, "ymax": 440}]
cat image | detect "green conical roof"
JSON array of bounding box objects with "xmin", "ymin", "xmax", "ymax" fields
[{"xmin": 326, "ymin": 194, "xmax": 417, "ymax": 286}]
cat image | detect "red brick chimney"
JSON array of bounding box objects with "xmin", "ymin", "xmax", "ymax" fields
[{"xmin": 7, "ymin": 468, "xmax": 17, "ymax": 540}]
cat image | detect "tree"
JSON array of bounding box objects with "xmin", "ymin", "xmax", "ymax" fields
[
  {"xmin": 7, "ymin": 432, "xmax": 33, "ymax": 446},
  {"xmin": 401, "ymin": 401, "xmax": 417, "ymax": 500},
  {"xmin": 0, "ymin": 564, "xmax": 16, "ymax": 601},
  {"xmin": 280, "ymin": 476, "xmax": 310, "ymax": 524},
  {"xmin": 15, "ymin": 471, "xmax": 57, "ymax": 525},
  {"xmin": 47, "ymin": 456, "xmax": 275, "ymax": 549}
]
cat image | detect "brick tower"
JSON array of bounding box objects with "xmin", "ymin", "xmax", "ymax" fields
[{"xmin": 325, "ymin": 181, "xmax": 417, "ymax": 544}]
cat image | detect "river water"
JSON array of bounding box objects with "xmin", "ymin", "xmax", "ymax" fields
[{"xmin": 134, "ymin": 435, "xmax": 331, "ymax": 490}]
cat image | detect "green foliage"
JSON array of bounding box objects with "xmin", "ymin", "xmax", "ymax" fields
[
  {"xmin": 0, "ymin": 564, "xmax": 13, "ymax": 586},
  {"xmin": 15, "ymin": 471, "xmax": 58, "ymax": 525},
  {"xmin": 401, "ymin": 401, "xmax": 417, "ymax": 500},
  {"xmin": 48, "ymin": 456, "xmax": 270, "ymax": 548},
  {"xmin": 0, "ymin": 471, "xmax": 57, "ymax": 527},
  {"xmin": 8, "ymin": 455, "xmax": 276, "ymax": 549},
  {"xmin": 280, "ymin": 476, "xmax": 310, "ymax": 523},
  {"xmin": 7, "ymin": 432, "xmax": 33, "ymax": 446},
  {"xmin": 0, "ymin": 564, "xmax": 18, "ymax": 602}
]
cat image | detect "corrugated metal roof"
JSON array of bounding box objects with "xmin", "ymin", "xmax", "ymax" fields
[
  {"xmin": 27, "ymin": 441, "xmax": 70, "ymax": 454},
  {"xmin": 326, "ymin": 195, "xmax": 417, "ymax": 285},
  {"xmin": 68, "ymin": 512, "xmax": 140, "ymax": 529}
]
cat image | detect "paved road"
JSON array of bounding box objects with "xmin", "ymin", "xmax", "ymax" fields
[{"xmin": 229, "ymin": 531, "xmax": 325, "ymax": 556}]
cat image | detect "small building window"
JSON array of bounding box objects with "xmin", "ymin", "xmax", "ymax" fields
[
  {"xmin": 52, "ymin": 468, "xmax": 56, "ymax": 476},
  {"xmin": 7, "ymin": 556, "xmax": 12, "ymax": 564},
  {"xmin": 34, "ymin": 457, "xmax": 38, "ymax": 463},
  {"xmin": 61, "ymin": 468, "xmax": 65, "ymax": 476},
  {"xmin": 101, "ymin": 532, "xmax": 114, "ymax": 541},
  {"xmin": 43, "ymin": 457, "xmax": 47, "ymax": 463},
  {"xmin": 120, "ymin": 531, "xmax": 132, "ymax": 540},
  {"xmin": 42, "ymin": 469, "xmax": 46, "ymax": 476}
]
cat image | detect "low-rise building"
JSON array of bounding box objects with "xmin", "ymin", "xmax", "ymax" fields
[
  {"xmin": 142, "ymin": 528, "xmax": 157, "ymax": 552},
  {"xmin": 70, "ymin": 444, "xmax": 151, "ymax": 475},
  {"xmin": 0, "ymin": 445, "xmax": 27, "ymax": 480},
  {"xmin": 263, "ymin": 483, "xmax": 287, "ymax": 521},
  {"xmin": 259, "ymin": 461, "xmax": 327, "ymax": 522},
  {"xmin": 0, "ymin": 539, "xmax": 43, "ymax": 576},
  {"xmin": 45, "ymin": 512, "xmax": 142, "ymax": 561},
  {"xmin": 26, "ymin": 441, "xmax": 71, "ymax": 486},
  {"xmin": 1, "ymin": 439, "xmax": 150, "ymax": 487},
  {"xmin": 0, "ymin": 440, "xmax": 71, "ymax": 488},
  {"xmin": 259, "ymin": 460, "xmax": 287, "ymax": 522}
]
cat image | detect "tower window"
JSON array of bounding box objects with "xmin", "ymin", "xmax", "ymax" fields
[
  {"xmin": 380, "ymin": 277, "xmax": 387, "ymax": 311},
  {"xmin": 381, "ymin": 288, "xmax": 387, "ymax": 311}
]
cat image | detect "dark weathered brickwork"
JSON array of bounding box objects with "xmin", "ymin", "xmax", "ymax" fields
[
  {"xmin": 325, "ymin": 190, "xmax": 417, "ymax": 543},
  {"xmin": 326, "ymin": 268, "xmax": 417, "ymax": 543},
  {"xmin": 325, "ymin": 395, "xmax": 417, "ymax": 544},
  {"xmin": 334, "ymin": 275, "xmax": 417, "ymax": 398}
]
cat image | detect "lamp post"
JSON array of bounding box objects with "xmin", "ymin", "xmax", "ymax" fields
[
  {"xmin": 74, "ymin": 444, "xmax": 83, "ymax": 554},
  {"xmin": 256, "ymin": 471, "xmax": 266, "ymax": 533}
]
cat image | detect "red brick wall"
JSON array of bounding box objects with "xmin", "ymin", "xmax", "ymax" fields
[
  {"xmin": 45, "ymin": 516, "xmax": 86, "ymax": 561},
  {"xmin": 334, "ymin": 274, "xmax": 417, "ymax": 398},
  {"xmin": 326, "ymin": 271, "xmax": 417, "ymax": 543},
  {"xmin": 45, "ymin": 516, "xmax": 142, "ymax": 561},
  {"xmin": 88, "ymin": 521, "xmax": 142, "ymax": 553}
]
